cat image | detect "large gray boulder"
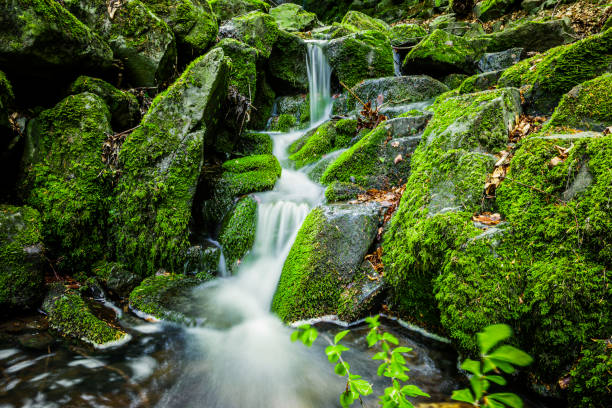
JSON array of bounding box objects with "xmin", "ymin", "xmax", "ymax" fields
[
  {"xmin": 483, "ymin": 19, "xmax": 575, "ymax": 53},
  {"xmin": 269, "ymin": 3, "xmax": 320, "ymax": 32},
  {"xmin": 272, "ymin": 203, "xmax": 382, "ymax": 322},
  {"xmin": 112, "ymin": 48, "xmax": 230, "ymax": 277},
  {"xmin": 218, "ymin": 11, "xmax": 280, "ymax": 58},
  {"xmin": 268, "ymin": 30, "xmax": 308, "ymax": 93}
]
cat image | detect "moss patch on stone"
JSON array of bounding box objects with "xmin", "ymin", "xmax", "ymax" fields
[
  {"xmin": 218, "ymin": 196, "xmax": 257, "ymax": 271},
  {"xmin": 213, "ymin": 38, "xmax": 258, "ymax": 97},
  {"xmin": 289, "ymin": 119, "xmax": 358, "ymax": 168},
  {"xmin": 210, "ymin": 0, "xmax": 270, "ymax": 22}
]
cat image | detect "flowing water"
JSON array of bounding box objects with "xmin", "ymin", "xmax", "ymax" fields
[{"xmin": 0, "ymin": 41, "xmax": 517, "ymax": 408}]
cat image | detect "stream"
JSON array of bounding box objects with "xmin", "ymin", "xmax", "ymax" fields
[{"xmin": 0, "ymin": 42, "xmax": 547, "ymax": 408}]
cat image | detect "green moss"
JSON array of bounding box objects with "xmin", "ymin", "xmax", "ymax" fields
[
  {"xmin": 474, "ymin": 0, "xmax": 514, "ymax": 22},
  {"xmin": 0, "ymin": 70, "xmax": 14, "ymax": 111},
  {"xmin": 568, "ymin": 339, "xmax": 612, "ymax": 407},
  {"xmin": 237, "ymin": 131, "xmax": 273, "ymax": 155},
  {"xmin": 227, "ymin": 11, "xmax": 280, "ymax": 59},
  {"xmin": 22, "ymin": 93, "xmax": 113, "ymax": 273},
  {"xmin": 267, "ymin": 30, "xmax": 308, "ymax": 93},
  {"xmin": 327, "ymin": 30, "xmax": 394, "ymax": 88},
  {"xmin": 128, "ymin": 273, "xmax": 199, "ymax": 321},
  {"xmin": 0, "ymin": 205, "xmax": 45, "ymax": 312},
  {"xmin": 49, "ymin": 290, "xmax": 126, "ymax": 345},
  {"xmin": 389, "ymin": 23, "xmax": 427, "ymax": 46},
  {"xmin": 272, "ymin": 113, "xmax": 296, "ymax": 132},
  {"xmin": 269, "ymin": 3, "xmax": 319, "ymax": 32},
  {"xmin": 498, "ymin": 28, "xmax": 612, "ymax": 113},
  {"xmin": 324, "ymin": 181, "xmax": 365, "ymax": 202},
  {"xmin": 443, "ymin": 73, "xmax": 470, "ymax": 90},
  {"xmin": 289, "ymin": 119, "xmax": 357, "ymax": 168},
  {"xmin": 218, "ymin": 196, "xmax": 257, "ymax": 270},
  {"xmin": 250, "ymin": 71, "xmax": 276, "ymax": 130},
  {"xmin": 542, "ymin": 73, "xmax": 612, "ymax": 132},
  {"xmin": 209, "ymin": 0, "xmax": 270, "ymax": 22},
  {"xmin": 218, "ymin": 154, "xmax": 282, "ymax": 199},
  {"xmin": 213, "ymin": 38, "xmax": 258, "ymax": 97},
  {"xmin": 340, "ymin": 10, "xmax": 389, "ymax": 32},
  {"xmin": 271, "ymin": 208, "xmax": 341, "ymax": 321}
]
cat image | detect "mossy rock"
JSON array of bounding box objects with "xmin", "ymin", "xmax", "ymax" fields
[
  {"xmin": 483, "ymin": 19, "xmax": 574, "ymax": 53},
  {"xmin": 498, "ymin": 28, "xmax": 612, "ymax": 114},
  {"xmin": 209, "ymin": 0, "xmax": 270, "ymax": 22},
  {"xmin": 289, "ymin": 119, "xmax": 359, "ymax": 169},
  {"xmin": 321, "ymin": 116, "xmax": 430, "ymax": 189},
  {"xmin": 0, "ymin": 205, "xmax": 45, "ymax": 314},
  {"xmin": 325, "ymin": 181, "xmax": 366, "ymax": 203},
  {"xmin": 267, "ymin": 30, "xmax": 308, "ymax": 94},
  {"xmin": 274, "ymin": 94, "xmax": 309, "ymax": 125},
  {"xmin": 349, "ymin": 75, "xmax": 449, "ymax": 112},
  {"xmin": 269, "ymin": 113, "xmax": 297, "ymax": 132},
  {"xmin": 474, "ymin": 0, "xmax": 516, "ymax": 22},
  {"xmin": 442, "ymin": 73, "xmax": 470, "ymax": 89},
  {"xmin": 235, "ymin": 131, "xmax": 273, "ymax": 156},
  {"xmin": 340, "ymin": 10, "xmax": 389, "ymax": 32},
  {"xmin": 218, "ymin": 196, "xmax": 257, "ymax": 271},
  {"xmin": 68, "ymin": 76, "xmax": 140, "ymax": 131},
  {"xmin": 92, "ymin": 261, "xmax": 142, "ymax": 298},
  {"xmin": 249, "ymin": 71, "xmax": 276, "ymax": 130},
  {"xmin": 128, "ymin": 273, "xmax": 200, "ymax": 322},
  {"xmin": 140, "ymin": 0, "xmax": 218, "ymax": 58},
  {"xmin": 326, "ymin": 30, "xmax": 394, "ymax": 88},
  {"xmin": 477, "ymin": 48, "xmax": 524, "ymax": 73},
  {"xmin": 213, "ymin": 38, "xmax": 258, "ymax": 98},
  {"xmin": 113, "ymin": 48, "xmax": 230, "ymax": 277},
  {"xmin": 0, "ymin": 0, "xmax": 113, "ymax": 81},
  {"xmin": 567, "ymin": 339, "xmax": 612, "ymax": 407},
  {"xmin": 22, "ymin": 93, "xmax": 113, "ymax": 273},
  {"xmin": 44, "ymin": 284, "xmax": 128, "ymax": 346},
  {"xmin": 542, "ymin": 73, "xmax": 612, "ymax": 133},
  {"xmin": 389, "ymin": 23, "xmax": 427, "ymax": 46},
  {"xmin": 382, "ymin": 88, "xmax": 522, "ymax": 325},
  {"xmin": 269, "ymin": 3, "xmax": 320, "ymax": 32},
  {"xmin": 272, "ymin": 203, "xmax": 381, "ymax": 322},
  {"xmin": 219, "ymin": 10, "xmax": 279, "ymax": 58},
  {"xmin": 456, "ymin": 70, "xmax": 503, "ymax": 94}
]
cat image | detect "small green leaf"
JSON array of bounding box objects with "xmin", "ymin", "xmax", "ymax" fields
[
  {"xmin": 366, "ymin": 329, "xmax": 379, "ymax": 347},
  {"xmin": 350, "ymin": 379, "xmax": 373, "ymax": 396},
  {"xmin": 334, "ymin": 330, "xmax": 350, "ymax": 344},
  {"xmin": 382, "ymin": 332, "xmax": 399, "ymax": 345},
  {"xmin": 488, "ymin": 345, "xmax": 533, "ymax": 366},
  {"xmin": 334, "ymin": 362, "xmax": 348, "ymax": 376},
  {"xmin": 461, "ymin": 358, "xmax": 481, "ymax": 376},
  {"xmin": 290, "ymin": 331, "xmax": 299, "ymax": 342},
  {"xmin": 394, "ymin": 346, "xmax": 412, "ymax": 354},
  {"xmin": 490, "ymin": 359, "xmax": 516, "ymax": 374},
  {"xmin": 451, "ymin": 388, "xmax": 476, "ymax": 404},
  {"xmin": 365, "ymin": 315, "xmax": 380, "ymax": 328},
  {"xmin": 372, "ymin": 351, "xmax": 387, "ymax": 360},
  {"xmin": 298, "ymin": 324, "xmax": 311, "ymax": 330},
  {"xmin": 377, "ymin": 362, "xmax": 388, "ymax": 376},
  {"xmin": 470, "ymin": 375, "xmax": 483, "ymax": 400},
  {"xmin": 340, "ymin": 390, "xmax": 355, "ymax": 407},
  {"xmin": 477, "ymin": 324, "xmax": 512, "ymax": 355},
  {"xmin": 304, "ymin": 328, "xmax": 318, "ymax": 346},
  {"xmin": 488, "ymin": 392, "xmax": 523, "ymax": 408},
  {"xmin": 400, "ymin": 384, "xmax": 430, "ymax": 398},
  {"xmin": 486, "ymin": 375, "xmax": 507, "ymax": 386}
]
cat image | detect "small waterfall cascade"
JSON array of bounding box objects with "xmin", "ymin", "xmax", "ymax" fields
[
  {"xmin": 306, "ymin": 40, "xmax": 332, "ymax": 126},
  {"xmin": 393, "ymin": 48, "xmax": 402, "ymax": 77}
]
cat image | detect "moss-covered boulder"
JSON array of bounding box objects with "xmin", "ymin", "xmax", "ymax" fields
[
  {"xmin": 483, "ymin": 19, "xmax": 575, "ymax": 53},
  {"xmin": 389, "ymin": 23, "xmax": 427, "ymax": 46},
  {"xmin": 542, "ymin": 73, "xmax": 612, "ymax": 133},
  {"xmin": 269, "ymin": 3, "xmax": 320, "ymax": 32},
  {"xmin": 218, "ymin": 11, "xmax": 279, "ymax": 58},
  {"xmin": 457, "ymin": 70, "xmax": 503, "ymax": 94},
  {"xmin": 68, "ymin": 76, "xmax": 140, "ymax": 130},
  {"xmin": 218, "ymin": 196, "xmax": 257, "ymax": 271},
  {"xmin": 382, "ymin": 88, "xmax": 521, "ymax": 325},
  {"xmin": 213, "ymin": 38, "xmax": 258, "ymax": 98},
  {"xmin": 321, "ymin": 115, "xmax": 431, "ymax": 189},
  {"xmin": 235, "ymin": 131, "xmax": 273, "ymax": 156},
  {"xmin": 477, "ymin": 47, "xmax": 523, "ymax": 72},
  {"xmin": 402, "ymin": 29, "xmax": 485, "ymax": 77},
  {"xmin": 210, "ymin": 0, "xmax": 270, "ymax": 22},
  {"xmin": 348, "ymin": 76, "xmax": 449, "ymax": 112},
  {"xmin": 249, "ymin": 71, "xmax": 276, "ymax": 130},
  {"xmin": 92, "ymin": 261, "xmax": 142, "ymax": 298},
  {"xmin": 43, "ymin": 284, "xmax": 128, "ymax": 346},
  {"xmin": 325, "ymin": 181, "xmax": 366, "ymax": 203},
  {"xmin": 268, "ymin": 30, "xmax": 308, "ymax": 94},
  {"xmin": 326, "ymin": 30, "xmax": 394, "ymax": 88},
  {"xmin": 474, "ymin": 0, "xmax": 516, "ymax": 22},
  {"xmin": 63, "ymin": 0, "xmax": 177, "ymax": 87},
  {"xmin": 273, "ymin": 94, "xmax": 310, "ymax": 126},
  {"xmin": 0, "ymin": 0, "xmax": 113, "ymax": 81},
  {"xmin": 443, "ymin": 73, "xmax": 470, "ymax": 89},
  {"xmin": 0, "ymin": 205, "xmax": 45, "ymax": 314},
  {"xmin": 140, "ymin": 0, "xmax": 218, "ymax": 57},
  {"xmin": 22, "ymin": 93, "xmax": 113, "ymax": 272},
  {"xmin": 269, "ymin": 113, "xmax": 296, "ymax": 132},
  {"xmin": 498, "ymin": 28, "xmax": 612, "ymax": 114},
  {"xmin": 128, "ymin": 273, "xmax": 200, "ymax": 322},
  {"xmin": 340, "ymin": 10, "xmax": 389, "ymax": 32},
  {"xmin": 272, "ymin": 203, "xmax": 381, "ymax": 322},
  {"xmin": 289, "ymin": 119, "xmax": 359, "ymax": 169},
  {"xmin": 112, "ymin": 48, "xmax": 230, "ymax": 277}
]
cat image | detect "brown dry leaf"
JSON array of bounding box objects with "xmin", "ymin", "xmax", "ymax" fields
[
  {"xmin": 107, "ymin": 0, "xmax": 123, "ymax": 19},
  {"xmin": 549, "ymin": 156, "xmax": 563, "ymax": 167},
  {"xmin": 391, "ymin": 141, "xmax": 400, "ymax": 148},
  {"xmin": 472, "ymin": 212, "xmax": 502, "ymax": 226},
  {"xmin": 394, "ymin": 154, "xmax": 403, "ymax": 164},
  {"xmin": 603, "ymin": 126, "xmax": 612, "ymax": 135}
]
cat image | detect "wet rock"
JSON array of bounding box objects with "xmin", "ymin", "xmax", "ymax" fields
[
  {"xmin": 92, "ymin": 262, "xmax": 142, "ymax": 298},
  {"xmin": 272, "ymin": 203, "xmax": 381, "ymax": 322},
  {"xmin": 183, "ymin": 242, "xmax": 221, "ymax": 278},
  {"xmin": 0, "ymin": 0, "xmax": 113, "ymax": 83},
  {"xmin": 321, "ymin": 115, "xmax": 430, "ymax": 189},
  {"xmin": 478, "ymin": 48, "xmax": 524, "ymax": 72},
  {"xmin": 112, "ymin": 48, "xmax": 230, "ymax": 277},
  {"xmin": 348, "ymin": 76, "xmax": 449, "ymax": 112},
  {"xmin": 67, "ymin": 76, "xmax": 140, "ymax": 131},
  {"xmin": 521, "ymin": 0, "xmax": 545, "ymax": 13},
  {"xmin": 268, "ymin": 30, "xmax": 308, "ymax": 94},
  {"xmin": 210, "ymin": 0, "xmax": 270, "ymax": 22},
  {"xmin": 18, "ymin": 332, "xmax": 55, "ymax": 351},
  {"xmin": 218, "ymin": 196, "xmax": 257, "ymax": 272},
  {"xmin": 218, "ymin": 11, "xmax": 280, "ymax": 58},
  {"xmin": 442, "ymin": 73, "xmax": 470, "ymax": 89},
  {"xmin": 340, "ymin": 10, "xmax": 389, "ymax": 32},
  {"xmin": 43, "ymin": 284, "xmax": 128, "ymax": 346},
  {"xmin": 402, "ymin": 29, "xmax": 486, "ymax": 77},
  {"xmin": 457, "ymin": 70, "xmax": 504, "ymax": 93},
  {"xmin": 0, "ymin": 205, "xmax": 45, "ymax": 314},
  {"xmin": 274, "ymin": 95, "xmax": 309, "ymax": 125},
  {"xmin": 498, "ymin": 28, "xmax": 612, "ymax": 114},
  {"xmin": 483, "ymin": 19, "xmax": 575, "ymax": 53},
  {"xmin": 325, "ymin": 181, "xmax": 366, "ymax": 203},
  {"xmin": 428, "ymin": 13, "xmax": 476, "ymax": 37},
  {"xmin": 269, "ymin": 3, "xmax": 320, "ymax": 32},
  {"xmin": 389, "ymin": 24, "xmax": 427, "ymax": 46},
  {"xmin": 474, "ymin": 0, "xmax": 515, "ymax": 22},
  {"xmin": 326, "ymin": 30, "xmax": 394, "ymax": 88},
  {"xmin": 21, "ymin": 93, "xmax": 113, "ymax": 272},
  {"xmin": 213, "ymin": 38, "xmax": 258, "ymax": 98}
]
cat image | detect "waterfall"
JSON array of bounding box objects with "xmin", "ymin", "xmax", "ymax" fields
[
  {"xmin": 393, "ymin": 48, "xmax": 402, "ymax": 77},
  {"xmin": 306, "ymin": 41, "xmax": 332, "ymax": 126}
]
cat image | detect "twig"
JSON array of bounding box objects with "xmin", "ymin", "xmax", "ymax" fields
[{"xmin": 340, "ymin": 81, "xmax": 367, "ymax": 108}]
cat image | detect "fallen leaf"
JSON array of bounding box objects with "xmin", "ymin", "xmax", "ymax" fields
[{"xmin": 394, "ymin": 154, "xmax": 403, "ymax": 164}]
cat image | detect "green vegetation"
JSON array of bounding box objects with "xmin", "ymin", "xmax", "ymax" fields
[
  {"xmin": 218, "ymin": 196, "xmax": 257, "ymax": 271},
  {"xmin": 290, "ymin": 119, "xmax": 358, "ymax": 168},
  {"xmin": 227, "ymin": 11, "xmax": 280, "ymax": 58},
  {"xmin": 129, "ymin": 273, "xmax": 199, "ymax": 322},
  {"xmin": 209, "ymin": 0, "xmax": 270, "ymax": 22},
  {"xmin": 269, "ymin": 3, "xmax": 319, "ymax": 32},
  {"xmin": 214, "ymin": 38, "xmax": 258, "ymax": 97}
]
